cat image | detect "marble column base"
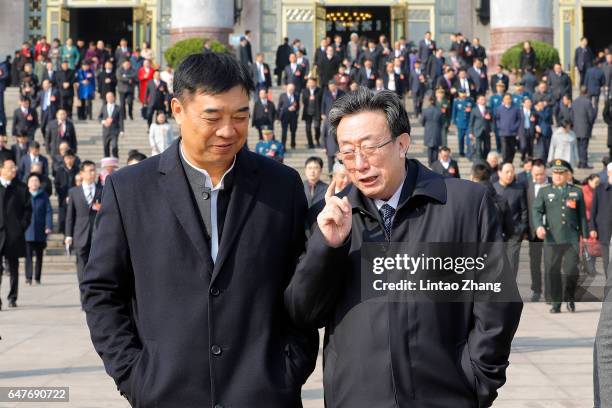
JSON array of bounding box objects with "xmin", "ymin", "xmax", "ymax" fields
[
  {"xmin": 170, "ymin": 26, "xmax": 233, "ymax": 45},
  {"xmin": 489, "ymin": 26, "xmax": 554, "ymax": 69}
]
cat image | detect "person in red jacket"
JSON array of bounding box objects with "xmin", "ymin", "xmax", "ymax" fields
[{"xmin": 137, "ymin": 59, "xmax": 154, "ymax": 104}]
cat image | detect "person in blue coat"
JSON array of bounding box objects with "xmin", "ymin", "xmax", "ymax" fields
[
  {"xmin": 24, "ymin": 173, "xmax": 53, "ymax": 284},
  {"xmin": 451, "ymin": 88, "xmax": 474, "ymax": 158},
  {"xmin": 76, "ymin": 60, "xmax": 96, "ymax": 120},
  {"xmin": 533, "ymin": 100, "xmax": 553, "ymax": 161}
]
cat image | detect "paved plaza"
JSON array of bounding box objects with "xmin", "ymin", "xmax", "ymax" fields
[{"xmin": 1, "ymin": 86, "xmax": 610, "ymax": 407}]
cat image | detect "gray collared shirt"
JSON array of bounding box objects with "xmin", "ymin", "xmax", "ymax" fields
[{"xmin": 179, "ymin": 142, "xmax": 235, "ymax": 262}]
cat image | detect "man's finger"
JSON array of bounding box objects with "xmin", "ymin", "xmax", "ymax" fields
[{"xmin": 325, "ymin": 180, "xmax": 337, "ymax": 202}]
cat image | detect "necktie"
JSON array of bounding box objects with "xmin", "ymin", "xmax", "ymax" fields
[
  {"xmin": 86, "ymin": 187, "xmax": 93, "ymax": 206},
  {"xmin": 380, "ymin": 204, "xmax": 396, "ymax": 240},
  {"xmin": 59, "ymin": 122, "xmax": 65, "ymax": 136}
]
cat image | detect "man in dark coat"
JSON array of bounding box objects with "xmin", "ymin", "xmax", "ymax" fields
[
  {"xmin": 98, "ymin": 91, "xmax": 124, "ymax": 158},
  {"xmin": 493, "ymin": 162, "xmax": 528, "ymax": 278},
  {"xmin": 467, "ymin": 58, "xmax": 488, "ymax": 96},
  {"xmin": 421, "ymin": 96, "xmax": 444, "ymax": 165},
  {"xmin": 431, "ymin": 145, "xmax": 461, "ymax": 178},
  {"xmin": 283, "ymin": 53, "xmax": 306, "ymax": 95},
  {"xmin": 321, "ymin": 82, "xmax": 345, "ymax": 174},
  {"xmin": 251, "ymin": 53, "xmax": 272, "ymax": 93},
  {"xmin": 65, "ymin": 160, "xmax": 102, "ymax": 304},
  {"xmin": 286, "ymin": 88, "xmax": 522, "ymax": 408},
  {"xmin": 81, "ymin": 53, "xmax": 318, "ymax": 407},
  {"xmin": 56, "ymin": 61, "xmax": 76, "ymax": 118},
  {"xmin": 18, "ymin": 141, "xmax": 49, "ymax": 182},
  {"xmin": 517, "ymin": 98, "xmax": 537, "ymax": 163},
  {"xmin": 418, "ymin": 31, "xmax": 436, "ymax": 63},
  {"xmin": 584, "ymin": 61, "xmax": 606, "ymax": 118},
  {"xmin": 574, "ymin": 37, "xmax": 595, "ymax": 87},
  {"xmin": 589, "ymin": 163, "xmax": 612, "ymax": 278},
  {"xmin": 547, "ymin": 64, "xmax": 573, "ymax": 125},
  {"xmin": 605, "ymin": 93, "xmax": 612, "ymax": 159},
  {"xmin": 34, "ymin": 79, "xmax": 60, "ymax": 139},
  {"xmin": 277, "ymin": 83, "xmax": 300, "ymax": 149},
  {"xmin": 12, "ymin": 96, "xmax": 39, "ymax": 139},
  {"xmin": 238, "ymin": 36, "xmax": 252, "ymax": 67},
  {"xmin": 144, "ymin": 70, "xmax": 168, "ymax": 128},
  {"xmin": 469, "ymin": 94, "xmax": 493, "ymax": 162},
  {"xmin": 251, "ymin": 88, "xmax": 276, "ymax": 139},
  {"xmin": 54, "ymin": 150, "xmax": 79, "ymax": 235},
  {"xmin": 97, "ymin": 60, "xmax": 117, "ymax": 100},
  {"xmin": 303, "ymin": 156, "xmax": 328, "ymax": 207},
  {"xmin": 46, "ymin": 109, "xmax": 77, "ymax": 161},
  {"xmin": 0, "ymin": 158, "xmax": 32, "ymax": 309},
  {"xmin": 10, "ymin": 134, "xmax": 29, "ymax": 168},
  {"xmin": 494, "ymin": 94, "xmax": 521, "ymax": 164},
  {"xmin": 317, "ymin": 46, "xmax": 341, "ymax": 89},
  {"xmin": 0, "ymin": 58, "xmax": 8, "ymax": 135},
  {"xmin": 275, "ymin": 37, "xmax": 293, "ymax": 86},
  {"xmin": 301, "ymin": 78, "xmax": 322, "ymax": 148},
  {"xmin": 572, "ymin": 86, "xmax": 596, "ymax": 168},
  {"xmin": 409, "ymin": 60, "xmax": 427, "ymax": 117}
]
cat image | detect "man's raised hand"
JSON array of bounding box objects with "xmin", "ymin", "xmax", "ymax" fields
[{"xmin": 317, "ymin": 181, "xmax": 352, "ymax": 248}]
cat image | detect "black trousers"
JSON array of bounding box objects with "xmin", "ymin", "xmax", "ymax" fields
[
  {"xmin": 427, "ymin": 146, "xmax": 438, "ymax": 165},
  {"xmin": 544, "ymin": 243, "xmax": 579, "ymax": 304},
  {"xmin": 501, "ymin": 136, "xmax": 517, "ymax": 164},
  {"xmin": 77, "ymin": 99, "xmax": 93, "ymax": 120},
  {"xmin": 327, "ymin": 155, "xmax": 335, "ymax": 174},
  {"xmin": 119, "ymin": 92, "xmax": 134, "ymax": 119},
  {"xmin": 104, "ymin": 133, "xmax": 119, "ymax": 158},
  {"xmin": 473, "ymin": 133, "xmax": 491, "ymax": 162},
  {"xmin": 0, "ymin": 89, "xmax": 6, "ymax": 135},
  {"xmin": 60, "ymin": 94, "xmax": 73, "ymax": 118},
  {"xmin": 0, "ymin": 256, "xmax": 20, "ymax": 303},
  {"xmin": 75, "ymin": 246, "xmax": 90, "ymax": 306},
  {"xmin": 25, "ymin": 241, "xmax": 46, "ymax": 282},
  {"xmin": 591, "ymin": 94, "xmax": 601, "ymax": 119},
  {"xmin": 506, "ymin": 238, "xmax": 522, "ymax": 278},
  {"xmin": 304, "ymin": 115, "xmax": 320, "ymax": 147},
  {"xmin": 529, "ymin": 239, "xmax": 544, "ymax": 295},
  {"xmin": 577, "ymin": 137, "xmax": 590, "ymax": 166},
  {"xmin": 412, "ymin": 94, "xmax": 423, "ymax": 116},
  {"xmin": 281, "ymin": 118, "xmax": 298, "ymax": 148},
  {"xmin": 58, "ymin": 199, "xmax": 67, "ymax": 234}
]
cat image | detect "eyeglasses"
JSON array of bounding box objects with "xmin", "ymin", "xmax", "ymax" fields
[{"xmin": 336, "ymin": 138, "xmax": 393, "ymax": 165}]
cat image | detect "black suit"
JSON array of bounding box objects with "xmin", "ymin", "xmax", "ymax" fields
[
  {"xmin": 144, "ymin": 80, "xmax": 168, "ymax": 127},
  {"xmin": 356, "ymin": 67, "xmax": 377, "ymax": 89},
  {"xmin": 66, "ymin": 183, "xmax": 103, "ymax": 301},
  {"xmin": 97, "ymin": 70, "xmax": 117, "ymax": 99},
  {"xmin": 46, "ymin": 119, "xmax": 77, "ymax": 161},
  {"xmin": 574, "ymin": 46, "xmax": 595, "ymax": 86},
  {"xmin": 409, "ymin": 69, "xmax": 427, "ymax": 115},
  {"xmin": 277, "ymin": 92, "xmax": 299, "ymax": 148},
  {"xmin": 251, "ymin": 99, "xmax": 276, "ymax": 139},
  {"xmin": 517, "ymin": 107, "xmax": 536, "ymax": 161},
  {"xmin": 494, "ymin": 181, "xmax": 528, "ymax": 277},
  {"xmin": 98, "ymin": 103, "xmax": 124, "ymax": 158},
  {"xmin": 590, "ymin": 182, "xmax": 612, "ymax": 277},
  {"xmin": 81, "ymin": 141, "xmax": 318, "ymax": 407},
  {"xmin": 418, "ymin": 39, "xmax": 436, "ymax": 62},
  {"xmin": 468, "ymin": 105, "xmax": 493, "ymax": 161},
  {"xmin": 301, "ymin": 87, "xmax": 322, "ymax": 147},
  {"xmin": 490, "ymin": 73, "xmax": 509, "ymax": 93},
  {"xmin": 283, "ymin": 64, "xmax": 306, "ymax": 95},
  {"xmin": 12, "ymin": 107, "xmax": 39, "ymax": 139},
  {"xmin": 34, "ymin": 87, "xmax": 60, "ymax": 137},
  {"xmin": 430, "ymin": 159, "xmax": 460, "ymax": 178},
  {"xmin": 321, "ymin": 89, "xmax": 345, "ymax": 173},
  {"xmin": 10, "ymin": 143, "xmax": 28, "ymax": 167},
  {"xmin": 18, "ymin": 154, "xmax": 49, "ymax": 182},
  {"xmin": 0, "ymin": 180, "xmax": 31, "ymax": 306},
  {"xmin": 56, "ymin": 69, "xmax": 76, "ymax": 117},
  {"xmin": 54, "ymin": 164, "xmax": 78, "ymax": 234},
  {"xmin": 251, "ymin": 62, "xmax": 272, "ymax": 92},
  {"xmin": 317, "ymin": 55, "xmax": 341, "ymax": 88},
  {"xmin": 467, "ymin": 66, "xmax": 488, "ymax": 95},
  {"xmin": 526, "ymin": 177, "xmax": 550, "ymax": 296}
]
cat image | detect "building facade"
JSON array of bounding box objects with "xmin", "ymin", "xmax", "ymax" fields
[{"xmin": 0, "ymin": 0, "xmax": 610, "ymax": 71}]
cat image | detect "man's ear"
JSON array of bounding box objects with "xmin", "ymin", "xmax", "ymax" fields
[
  {"xmin": 171, "ymin": 98, "xmax": 184, "ymax": 125},
  {"xmin": 397, "ymin": 133, "xmax": 411, "ymax": 157}
]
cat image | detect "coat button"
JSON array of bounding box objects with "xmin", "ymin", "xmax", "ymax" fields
[
  {"xmin": 211, "ymin": 344, "xmax": 222, "ymax": 356},
  {"xmin": 202, "ymin": 191, "xmax": 210, "ymax": 200},
  {"xmin": 210, "ymin": 286, "xmax": 220, "ymax": 296}
]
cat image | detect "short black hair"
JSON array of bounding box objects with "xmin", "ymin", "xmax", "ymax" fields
[
  {"xmin": 27, "ymin": 173, "xmax": 41, "ymax": 183},
  {"xmin": 63, "ymin": 149, "xmax": 76, "ymax": 157},
  {"xmin": 439, "ymin": 146, "xmax": 450, "ymax": 153},
  {"xmin": 471, "ymin": 163, "xmax": 490, "ymax": 181},
  {"xmin": 127, "ymin": 150, "xmax": 147, "ymax": 163},
  {"xmin": 305, "ymin": 156, "xmax": 324, "ymax": 169},
  {"xmin": 532, "ymin": 158, "xmax": 546, "ymax": 168},
  {"xmin": 173, "ymin": 52, "xmax": 255, "ymax": 102},
  {"xmin": 29, "ymin": 141, "xmax": 40, "ymax": 150},
  {"xmin": 80, "ymin": 160, "xmax": 96, "ymax": 171}
]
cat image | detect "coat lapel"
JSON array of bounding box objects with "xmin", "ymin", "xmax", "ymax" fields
[
  {"xmin": 158, "ymin": 140, "xmax": 212, "ymax": 264},
  {"xmin": 211, "ymin": 148, "xmax": 260, "ymax": 283}
]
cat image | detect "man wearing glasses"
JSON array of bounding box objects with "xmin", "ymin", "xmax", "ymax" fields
[{"xmin": 285, "ymin": 87, "xmax": 523, "ymax": 407}]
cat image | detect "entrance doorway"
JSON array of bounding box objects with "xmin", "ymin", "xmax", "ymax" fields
[
  {"xmin": 69, "ymin": 7, "xmax": 133, "ymax": 49},
  {"xmin": 325, "ymin": 6, "xmax": 390, "ymax": 44},
  {"xmin": 582, "ymin": 7, "xmax": 612, "ymax": 54}
]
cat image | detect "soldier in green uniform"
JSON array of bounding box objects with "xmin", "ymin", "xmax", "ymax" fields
[{"xmin": 533, "ymin": 159, "xmax": 588, "ymax": 313}]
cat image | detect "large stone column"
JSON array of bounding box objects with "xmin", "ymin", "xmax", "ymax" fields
[
  {"xmin": 170, "ymin": 0, "xmax": 234, "ymax": 45},
  {"xmin": 489, "ymin": 0, "xmax": 553, "ymax": 68}
]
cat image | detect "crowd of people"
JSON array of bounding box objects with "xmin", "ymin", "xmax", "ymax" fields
[{"xmin": 0, "ymin": 30, "xmax": 611, "ymax": 314}]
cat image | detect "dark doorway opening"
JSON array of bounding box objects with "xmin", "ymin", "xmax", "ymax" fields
[
  {"xmin": 582, "ymin": 7, "xmax": 612, "ymax": 54},
  {"xmin": 69, "ymin": 7, "xmax": 133, "ymax": 49},
  {"xmin": 325, "ymin": 6, "xmax": 390, "ymax": 44}
]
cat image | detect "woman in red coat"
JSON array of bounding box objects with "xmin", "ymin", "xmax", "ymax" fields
[{"xmin": 137, "ymin": 59, "xmax": 154, "ymax": 104}]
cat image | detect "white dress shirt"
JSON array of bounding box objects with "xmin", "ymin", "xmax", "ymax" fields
[{"xmin": 179, "ymin": 142, "xmax": 236, "ymax": 262}]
